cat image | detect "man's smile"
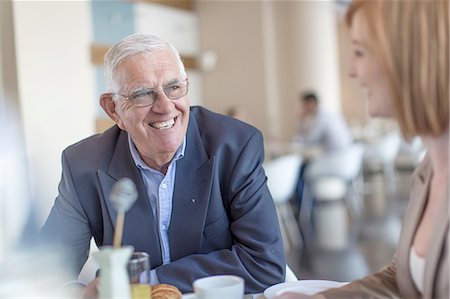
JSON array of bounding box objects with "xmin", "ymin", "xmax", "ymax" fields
[{"xmin": 149, "ymin": 117, "xmax": 176, "ymax": 130}]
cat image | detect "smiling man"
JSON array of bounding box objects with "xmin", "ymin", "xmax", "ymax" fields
[{"xmin": 41, "ymin": 33, "xmax": 285, "ymax": 294}]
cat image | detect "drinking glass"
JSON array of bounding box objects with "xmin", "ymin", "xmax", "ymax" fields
[{"xmin": 128, "ymin": 252, "xmax": 151, "ymax": 299}]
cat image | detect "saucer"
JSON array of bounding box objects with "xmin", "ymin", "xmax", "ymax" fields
[{"xmin": 264, "ymin": 280, "xmax": 348, "ymax": 298}]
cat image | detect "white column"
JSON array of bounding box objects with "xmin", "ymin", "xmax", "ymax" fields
[
  {"xmin": 261, "ymin": 1, "xmax": 343, "ymax": 143},
  {"xmin": 261, "ymin": 1, "xmax": 281, "ymax": 139},
  {"xmin": 13, "ymin": 1, "xmax": 96, "ymax": 224},
  {"xmin": 1, "ymin": 0, "xmax": 32, "ymax": 247},
  {"xmin": 289, "ymin": 1, "xmax": 342, "ymax": 113}
]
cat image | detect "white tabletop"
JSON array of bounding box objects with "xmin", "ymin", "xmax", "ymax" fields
[{"xmin": 184, "ymin": 280, "xmax": 348, "ymax": 299}]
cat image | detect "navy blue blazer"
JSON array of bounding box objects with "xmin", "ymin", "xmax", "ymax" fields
[{"xmin": 41, "ymin": 106, "xmax": 285, "ymax": 293}]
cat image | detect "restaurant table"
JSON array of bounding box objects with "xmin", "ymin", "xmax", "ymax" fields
[
  {"xmin": 183, "ymin": 293, "xmax": 262, "ymax": 298},
  {"xmin": 184, "ymin": 279, "xmax": 348, "ymax": 298}
]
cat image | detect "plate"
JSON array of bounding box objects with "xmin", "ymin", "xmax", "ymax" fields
[
  {"xmin": 181, "ymin": 293, "xmax": 196, "ymax": 299},
  {"xmin": 264, "ymin": 280, "xmax": 348, "ymax": 298}
]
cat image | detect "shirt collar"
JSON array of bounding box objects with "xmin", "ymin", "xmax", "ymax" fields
[{"xmin": 128, "ymin": 133, "xmax": 186, "ymax": 171}]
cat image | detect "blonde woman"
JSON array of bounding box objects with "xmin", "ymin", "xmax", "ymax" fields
[{"xmin": 275, "ymin": 0, "xmax": 449, "ymax": 298}]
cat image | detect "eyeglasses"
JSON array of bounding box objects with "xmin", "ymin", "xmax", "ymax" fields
[{"xmin": 112, "ymin": 79, "xmax": 189, "ymax": 107}]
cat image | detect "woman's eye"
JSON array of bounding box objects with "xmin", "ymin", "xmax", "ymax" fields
[{"xmin": 354, "ymin": 49, "xmax": 364, "ymax": 57}]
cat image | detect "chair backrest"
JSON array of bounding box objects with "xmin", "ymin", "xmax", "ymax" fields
[
  {"xmin": 264, "ymin": 154, "xmax": 302, "ymax": 203},
  {"xmin": 363, "ymin": 131, "xmax": 401, "ymax": 165},
  {"xmin": 313, "ymin": 177, "xmax": 347, "ymax": 202},
  {"xmin": 305, "ymin": 143, "xmax": 365, "ymax": 182},
  {"xmin": 285, "ymin": 264, "xmax": 298, "ymax": 282}
]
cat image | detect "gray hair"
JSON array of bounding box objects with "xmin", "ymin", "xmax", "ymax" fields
[{"xmin": 104, "ymin": 33, "xmax": 186, "ymax": 92}]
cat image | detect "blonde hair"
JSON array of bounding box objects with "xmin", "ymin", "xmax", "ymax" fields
[{"xmin": 346, "ymin": 0, "xmax": 449, "ymax": 139}]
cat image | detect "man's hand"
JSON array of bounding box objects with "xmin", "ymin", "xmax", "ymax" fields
[{"xmin": 82, "ymin": 278, "xmax": 99, "ymax": 299}]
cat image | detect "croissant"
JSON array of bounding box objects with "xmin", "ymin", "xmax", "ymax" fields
[{"xmin": 151, "ymin": 283, "xmax": 182, "ymax": 299}]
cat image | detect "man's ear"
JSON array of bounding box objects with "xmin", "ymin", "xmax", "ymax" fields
[{"xmin": 99, "ymin": 93, "xmax": 125, "ymax": 129}]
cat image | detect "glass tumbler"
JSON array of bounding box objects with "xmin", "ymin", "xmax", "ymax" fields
[{"xmin": 128, "ymin": 252, "xmax": 151, "ymax": 299}]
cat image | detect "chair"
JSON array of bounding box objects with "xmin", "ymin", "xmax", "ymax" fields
[
  {"xmin": 264, "ymin": 154, "xmax": 303, "ymax": 252},
  {"xmin": 303, "ymin": 143, "xmax": 365, "ymax": 218},
  {"xmin": 364, "ymin": 132, "xmax": 401, "ymax": 167},
  {"xmin": 395, "ymin": 137, "xmax": 425, "ymax": 171},
  {"xmin": 285, "ymin": 264, "xmax": 298, "ymax": 282},
  {"xmin": 78, "ymin": 238, "xmax": 100, "ymax": 284},
  {"xmin": 363, "ymin": 131, "xmax": 401, "ymax": 196},
  {"xmin": 312, "ymin": 177, "xmax": 349, "ymax": 250},
  {"xmin": 298, "ymin": 144, "xmax": 364, "ymax": 251}
]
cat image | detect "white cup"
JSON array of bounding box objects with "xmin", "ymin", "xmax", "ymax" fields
[{"xmin": 193, "ymin": 275, "xmax": 244, "ymax": 299}]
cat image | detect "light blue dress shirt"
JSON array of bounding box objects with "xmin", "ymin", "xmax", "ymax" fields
[{"xmin": 128, "ymin": 134, "xmax": 185, "ymax": 281}]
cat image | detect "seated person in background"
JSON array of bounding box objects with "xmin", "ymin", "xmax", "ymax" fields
[
  {"xmin": 294, "ymin": 91, "xmax": 352, "ymax": 153},
  {"xmin": 41, "ymin": 33, "xmax": 285, "ymax": 295},
  {"xmin": 293, "ymin": 92, "xmax": 353, "ymax": 209},
  {"xmin": 276, "ymin": 0, "xmax": 449, "ymax": 298}
]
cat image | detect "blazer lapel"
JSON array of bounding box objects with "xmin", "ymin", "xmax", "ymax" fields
[
  {"xmin": 97, "ymin": 129, "xmax": 162, "ymax": 266},
  {"xmin": 423, "ymin": 187, "xmax": 449, "ymax": 298},
  {"xmin": 168, "ymin": 114, "xmax": 214, "ymax": 261},
  {"xmin": 397, "ymin": 157, "xmax": 431, "ymax": 297}
]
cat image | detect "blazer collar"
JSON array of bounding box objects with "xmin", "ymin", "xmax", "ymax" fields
[
  {"xmin": 168, "ymin": 112, "xmax": 216, "ymax": 261},
  {"xmin": 97, "ymin": 128, "xmax": 163, "ymax": 266},
  {"xmin": 397, "ymin": 155, "xmax": 449, "ymax": 297},
  {"xmin": 423, "ymin": 175, "xmax": 449, "ymax": 297},
  {"xmin": 397, "ymin": 155, "xmax": 432, "ymax": 297},
  {"xmin": 96, "ymin": 113, "xmax": 216, "ymax": 265}
]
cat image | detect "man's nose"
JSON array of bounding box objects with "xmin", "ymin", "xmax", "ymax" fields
[{"xmin": 152, "ymin": 91, "xmax": 174, "ymax": 112}]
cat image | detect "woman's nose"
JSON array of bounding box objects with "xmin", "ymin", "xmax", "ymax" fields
[{"xmin": 348, "ymin": 62, "xmax": 357, "ymax": 78}]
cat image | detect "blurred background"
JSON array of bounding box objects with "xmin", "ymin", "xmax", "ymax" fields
[{"xmin": 1, "ymin": 0, "xmax": 426, "ymax": 291}]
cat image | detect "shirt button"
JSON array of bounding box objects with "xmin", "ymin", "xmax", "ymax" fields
[{"xmin": 161, "ymin": 183, "xmax": 167, "ymax": 190}]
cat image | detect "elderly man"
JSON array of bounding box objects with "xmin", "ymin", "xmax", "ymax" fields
[{"xmin": 41, "ymin": 33, "xmax": 285, "ymax": 294}]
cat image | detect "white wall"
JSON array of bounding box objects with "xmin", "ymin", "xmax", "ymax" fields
[
  {"xmin": 197, "ymin": 1, "xmax": 343, "ymax": 142},
  {"xmin": 197, "ymin": 1, "xmax": 267, "ymax": 131},
  {"xmin": 134, "ymin": 3, "xmax": 203, "ymax": 105},
  {"xmin": 1, "ymin": 0, "xmax": 32, "ymax": 248},
  {"xmin": 134, "ymin": 3, "xmax": 200, "ymax": 55},
  {"xmin": 289, "ymin": 1, "xmax": 342, "ymax": 114},
  {"xmin": 278, "ymin": 1, "xmax": 343, "ymax": 141},
  {"xmin": 13, "ymin": 1, "xmax": 96, "ymax": 224}
]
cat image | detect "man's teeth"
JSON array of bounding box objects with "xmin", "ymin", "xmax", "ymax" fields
[{"xmin": 150, "ymin": 118, "xmax": 175, "ymax": 130}]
